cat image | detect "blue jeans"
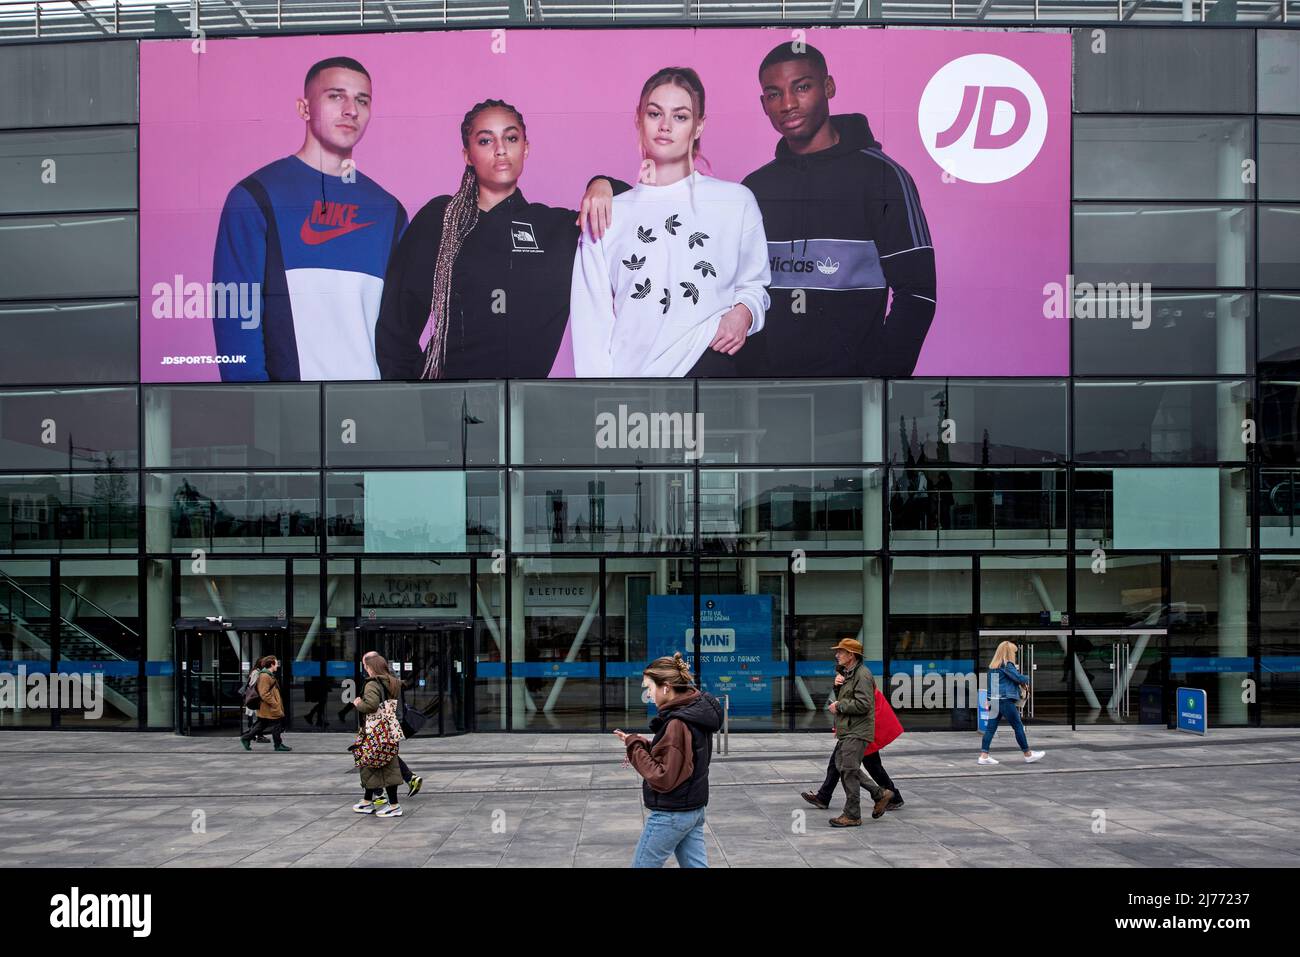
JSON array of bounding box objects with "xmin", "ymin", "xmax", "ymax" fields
[
  {"xmin": 631, "ymin": 807, "xmax": 708, "ymax": 868},
  {"xmin": 981, "ymin": 698, "xmax": 1030, "ymax": 752}
]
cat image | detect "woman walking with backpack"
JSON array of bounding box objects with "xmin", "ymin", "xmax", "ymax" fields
[
  {"xmin": 616, "ymin": 652, "xmax": 723, "ymax": 868},
  {"xmin": 351, "ymin": 652, "xmax": 405, "ymax": 818},
  {"xmin": 978, "ymin": 641, "xmax": 1045, "ymax": 766},
  {"xmin": 239, "ymin": 656, "xmax": 290, "ymax": 752}
]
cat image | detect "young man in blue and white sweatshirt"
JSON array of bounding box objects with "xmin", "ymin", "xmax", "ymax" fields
[
  {"xmin": 211, "ymin": 56, "xmax": 407, "ymax": 381},
  {"xmin": 739, "ymin": 43, "xmax": 937, "ymax": 378}
]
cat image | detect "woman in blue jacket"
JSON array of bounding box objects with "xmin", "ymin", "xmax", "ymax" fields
[{"xmin": 978, "ymin": 641, "xmax": 1045, "ymax": 766}]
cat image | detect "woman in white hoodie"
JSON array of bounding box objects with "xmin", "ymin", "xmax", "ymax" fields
[{"xmin": 569, "ymin": 67, "xmax": 771, "ymax": 378}]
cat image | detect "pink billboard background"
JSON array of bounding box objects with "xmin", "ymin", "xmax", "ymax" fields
[{"xmin": 139, "ymin": 27, "xmax": 1070, "ymax": 381}]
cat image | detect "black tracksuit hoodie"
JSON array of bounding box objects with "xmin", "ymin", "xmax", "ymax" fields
[
  {"xmin": 739, "ymin": 113, "xmax": 937, "ymax": 378},
  {"xmin": 375, "ymin": 189, "xmax": 581, "ymax": 380}
]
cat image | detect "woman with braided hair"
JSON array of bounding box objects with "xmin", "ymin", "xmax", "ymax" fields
[
  {"xmin": 375, "ymin": 99, "xmax": 623, "ymax": 379},
  {"xmin": 615, "ymin": 651, "xmax": 723, "ymax": 868}
]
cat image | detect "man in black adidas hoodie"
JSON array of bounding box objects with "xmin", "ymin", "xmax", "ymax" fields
[{"xmin": 739, "ymin": 42, "xmax": 937, "ymax": 378}]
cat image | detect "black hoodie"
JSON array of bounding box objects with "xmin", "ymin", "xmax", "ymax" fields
[
  {"xmin": 642, "ymin": 690, "xmax": 724, "ymax": 812},
  {"xmin": 740, "ymin": 113, "xmax": 937, "ymax": 377}
]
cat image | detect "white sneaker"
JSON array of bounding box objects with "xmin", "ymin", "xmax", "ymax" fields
[
  {"xmin": 1024, "ymin": 751, "xmax": 1045, "ymax": 764},
  {"xmin": 352, "ymin": 801, "xmax": 376, "ymax": 814},
  {"xmin": 977, "ymin": 755, "xmax": 999, "ymax": 766},
  {"xmin": 376, "ymin": 803, "xmax": 403, "ymax": 818}
]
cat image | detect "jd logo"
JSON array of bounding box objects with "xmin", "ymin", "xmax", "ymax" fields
[{"xmin": 918, "ymin": 54, "xmax": 1048, "ymax": 184}]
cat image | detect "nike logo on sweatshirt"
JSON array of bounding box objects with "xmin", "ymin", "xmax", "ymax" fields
[{"xmin": 299, "ymin": 199, "xmax": 375, "ymax": 245}]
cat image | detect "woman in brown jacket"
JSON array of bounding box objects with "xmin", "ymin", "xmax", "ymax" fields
[
  {"xmin": 351, "ymin": 652, "xmax": 405, "ymax": 818},
  {"xmin": 615, "ymin": 653, "xmax": 723, "ymax": 868},
  {"xmin": 240, "ymin": 656, "xmax": 291, "ymax": 751}
]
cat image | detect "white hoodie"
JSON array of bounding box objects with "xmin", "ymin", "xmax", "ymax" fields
[{"xmin": 569, "ymin": 172, "xmax": 771, "ymax": 377}]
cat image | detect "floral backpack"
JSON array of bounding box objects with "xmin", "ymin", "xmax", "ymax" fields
[{"xmin": 351, "ymin": 678, "xmax": 405, "ymax": 769}]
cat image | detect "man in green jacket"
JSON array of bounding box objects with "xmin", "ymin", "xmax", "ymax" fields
[{"xmin": 828, "ymin": 638, "xmax": 894, "ymax": 826}]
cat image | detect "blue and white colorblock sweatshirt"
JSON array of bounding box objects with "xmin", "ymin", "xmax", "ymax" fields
[{"xmin": 212, "ymin": 155, "xmax": 408, "ymax": 381}]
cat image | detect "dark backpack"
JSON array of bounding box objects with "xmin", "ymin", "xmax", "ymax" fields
[{"xmin": 242, "ymin": 671, "xmax": 263, "ymax": 710}]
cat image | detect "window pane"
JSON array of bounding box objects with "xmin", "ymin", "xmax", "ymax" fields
[
  {"xmin": 0, "ymin": 214, "xmax": 137, "ymax": 299},
  {"xmin": 0, "ymin": 128, "xmax": 136, "ymax": 214},
  {"xmin": 0, "ymin": 387, "xmax": 138, "ymax": 469},
  {"xmin": 602, "ymin": 557, "xmax": 696, "ymax": 733},
  {"xmin": 59, "ymin": 559, "xmax": 140, "ymax": 729},
  {"xmin": 1075, "ymin": 468, "xmax": 1248, "ymax": 549},
  {"xmin": 1260, "ymin": 381, "xmax": 1300, "ymax": 465},
  {"xmin": 794, "ymin": 557, "xmax": 883, "ymax": 732},
  {"xmin": 0, "ymin": 560, "xmax": 52, "ymax": 727},
  {"xmin": 1260, "ymin": 295, "xmax": 1300, "ymax": 378},
  {"xmin": 698, "ymin": 380, "xmax": 882, "ymax": 464},
  {"xmin": 510, "ymin": 557, "xmax": 603, "ymax": 731},
  {"xmin": 696, "ymin": 468, "xmax": 882, "ymax": 553},
  {"xmin": 326, "ymin": 382, "xmax": 501, "ymax": 467},
  {"xmin": 1074, "ymin": 554, "xmax": 1162, "ymax": 630},
  {"xmin": 0, "ymin": 474, "xmax": 138, "ymax": 554},
  {"xmin": 888, "ymin": 380, "xmax": 1067, "ymax": 465},
  {"xmin": 326, "ymin": 471, "xmax": 500, "ymax": 554},
  {"xmin": 0, "ymin": 301, "xmax": 138, "ymax": 384},
  {"xmin": 146, "ymin": 472, "xmax": 320, "ymax": 553},
  {"xmin": 1073, "ymin": 380, "xmax": 1249, "ymax": 464},
  {"xmin": 144, "ymin": 385, "xmax": 319, "ymax": 468},
  {"xmin": 1259, "ymin": 468, "xmax": 1300, "ymax": 547},
  {"xmin": 1260, "ymin": 119, "xmax": 1300, "ymax": 202},
  {"xmin": 0, "ymin": 41, "xmax": 137, "ymax": 129},
  {"xmin": 516, "ymin": 470, "xmax": 690, "ymax": 553},
  {"xmin": 1259, "ymin": 30, "xmax": 1300, "ymax": 115},
  {"xmin": 1073, "ymin": 28, "xmax": 1254, "ymax": 113},
  {"xmin": 179, "ymin": 558, "xmax": 284, "ymax": 618},
  {"xmin": 1169, "ymin": 555, "xmax": 1251, "ymax": 728},
  {"xmin": 1073, "ymin": 292, "xmax": 1251, "ymax": 376},
  {"xmin": 979, "ymin": 555, "xmax": 1067, "ymax": 629},
  {"xmin": 888, "ymin": 556, "xmax": 973, "ymax": 731},
  {"xmin": 510, "ymin": 381, "xmax": 694, "ymax": 465},
  {"xmin": 889, "ymin": 468, "xmax": 1066, "ymax": 551},
  {"xmin": 1073, "ymin": 205, "xmax": 1252, "ymax": 288},
  {"xmin": 1260, "ymin": 206, "xmax": 1300, "ymax": 288},
  {"xmin": 1073, "ymin": 117, "xmax": 1251, "ymax": 201},
  {"xmin": 1260, "ymin": 557, "xmax": 1300, "ymax": 725}
]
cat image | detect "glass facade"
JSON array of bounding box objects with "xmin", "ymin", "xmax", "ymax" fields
[{"xmin": 2, "ymin": 28, "xmax": 1298, "ymax": 732}]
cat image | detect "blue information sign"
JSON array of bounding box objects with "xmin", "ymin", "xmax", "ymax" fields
[
  {"xmin": 647, "ymin": 595, "xmax": 774, "ymax": 717},
  {"xmin": 1176, "ymin": 686, "xmax": 1208, "ymax": 736}
]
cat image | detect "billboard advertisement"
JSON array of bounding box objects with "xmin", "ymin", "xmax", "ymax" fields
[{"xmin": 139, "ymin": 27, "xmax": 1070, "ymax": 382}]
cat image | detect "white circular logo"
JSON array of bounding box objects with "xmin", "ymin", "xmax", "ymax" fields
[{"xmin": 917, "ymin": 54, "xmax": 1048, "ymax": 184}]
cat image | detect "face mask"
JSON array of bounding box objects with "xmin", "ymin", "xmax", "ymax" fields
[{"xmin": 640, "ymin": 686, "xmax": 655, "ymax": 705}]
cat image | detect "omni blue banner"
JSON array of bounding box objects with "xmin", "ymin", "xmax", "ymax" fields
[{"xmin": 648, "ymin": 595, "xmax": 776, "ymax": 717}]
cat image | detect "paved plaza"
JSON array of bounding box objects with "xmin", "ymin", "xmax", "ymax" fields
[{"xmin": 1, "ymin": 728, "xmax": 1297, "ymax": 868}]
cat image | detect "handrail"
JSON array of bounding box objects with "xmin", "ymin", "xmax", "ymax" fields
[
  {"xmin": 60, "ymin": 581, "xmax": 141, "ymax": 638},
  {"xmin": 0, "ymin": 570, "xmax": 131, "ymax": 662},
  {"xmin": 0, "ymin": 0, "xmax": 1290, "ymax": 44}
]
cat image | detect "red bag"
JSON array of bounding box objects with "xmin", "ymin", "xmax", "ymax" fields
[{"xmin": 865, "ymin": 687, "xmax": 903, "ymax": 755}]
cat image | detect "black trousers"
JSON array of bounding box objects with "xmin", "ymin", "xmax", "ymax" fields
[
  {"xmin": 816, "ymin": 747, "xmax": 901, "ymax": 805},
  {"xmin": 241, "ymin": 716, "xmax": 283, "ymax": 746},
  {"xmin": 398, "ymin": 757, "xmax": 413, "ymax": 783},
  {"xmin": 686, "ymin": 346, "xmax": 738, "ymax": 378}
]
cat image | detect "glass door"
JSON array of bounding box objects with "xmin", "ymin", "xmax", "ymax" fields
[
  {"xmin": 174, "ymin": 619, "xmax": 288, "ymax": 735},
  {"xmin": 978, "ymin": 629, "xmax": 1073, "ymax": 725},
  {"xmin": 1073, "ymin": 628, "xmax": 1167, "ymax": 725},
  {"xmin": 359, "ymin": 619, "xmax": 470, "ymax": 737}
]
